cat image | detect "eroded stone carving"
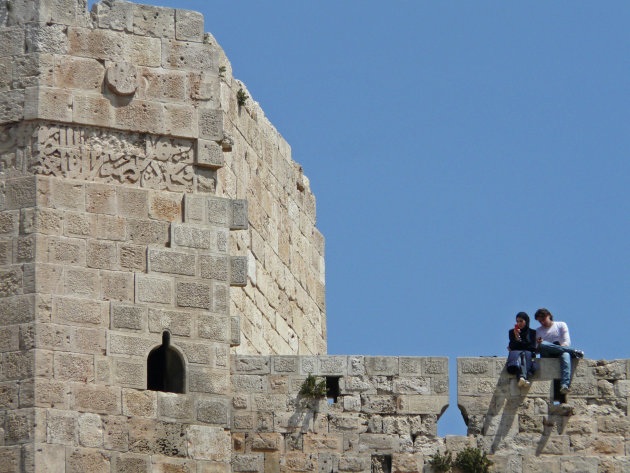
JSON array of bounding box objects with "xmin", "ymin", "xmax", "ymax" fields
[
  {"xmin": 105, "ymin": 61, "xmax": 138, "ymax": 96},
  {"xmin": 29, "ymin": 123, "xmax": 195, "ymax": 191}
]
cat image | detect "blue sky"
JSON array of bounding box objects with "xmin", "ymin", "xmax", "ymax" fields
[{"xmin": 90, "ymin": 1, "xmax": 630, "ymax": 435}]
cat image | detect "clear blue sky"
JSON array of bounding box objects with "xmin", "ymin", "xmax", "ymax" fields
[{"xmin": 91, "ymin": 1, "xmax": 630, "ymax": 435}]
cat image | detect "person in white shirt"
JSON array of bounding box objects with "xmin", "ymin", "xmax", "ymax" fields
[{"xmin": 535, "ymin": 308, "xmax": 584, "ymax": 395}]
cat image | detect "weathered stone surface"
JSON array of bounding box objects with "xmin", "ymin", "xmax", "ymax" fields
[{"xmin": 105, "ymin": 62, "xmax": 138, "ymax": 96}]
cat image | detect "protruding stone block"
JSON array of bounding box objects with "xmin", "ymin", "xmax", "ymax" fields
[
  {"xmin": 105, "ymin": 62, "xmax": 138, "ymax": 96},
  {"xmin": 195, "ymin": 139, "xmax": 224, "ymax": 169},
  {"xmin": 175, "ymin": 9, "xmax": 204, "ymax": 42},
  {"xmin": 198, "ymin": 108, "xmax": 223, "ymax": 141},
  {"xmin": 230, "ymin": 256, "xmax": 248, "ymax": 286},
  {"xmin": 231, "ymin": 199, "xmax": 248, "ymax": 230}
]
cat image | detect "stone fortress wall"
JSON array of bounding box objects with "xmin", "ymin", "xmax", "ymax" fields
[{"xmin": 0, "ymin": 1, "xmax": 629, "ymax": 472}]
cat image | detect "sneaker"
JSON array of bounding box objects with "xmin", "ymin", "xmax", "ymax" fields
[
  {"xmin": 573, "ymin": 350, "xmax": 584, "ymax": 359},
  {"xmin": 518, "ymin": 377, "xmax": 530, "ymax": 388},
  {"xmin": 560, "ymin": 385, "xmax": 569, "ymax": 394}
]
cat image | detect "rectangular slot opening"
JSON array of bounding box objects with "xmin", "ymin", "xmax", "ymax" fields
[
  {"xmin": 326, "ymin": 376, "xmax": 340, "ymax": 404},
  {"xmin": 552, "ymin": 379, "xmax": 566, "ymax": 404},
  {"xmin": 371, "ymin": 455, "xmax": 392, "ymax": 473}
]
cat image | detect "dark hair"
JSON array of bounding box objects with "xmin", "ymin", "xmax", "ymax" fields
[
  {"xmin": 516, "ymin": 311, "xmax": 530, "ymax": 329},
  {"xmin": 534, "ymin": 308, "xmax": 553, "ymax": 321}
]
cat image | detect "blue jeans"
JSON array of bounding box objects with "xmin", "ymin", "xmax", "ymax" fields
[
  {"xmin": 506, "ymin": 350, "xmax": 537, "ymax": 379},
  {"xmin": 538, "ymin": 341, "xmax": 579, "ymax": 388}
]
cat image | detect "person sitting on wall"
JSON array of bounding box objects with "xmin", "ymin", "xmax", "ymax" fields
[
  {"xmin": 535, "ymin": 308, "xmax": 584, "ymax": 394},
  {"xmin": 507, "ymin": 311, "xmax": 538, "ymax": 387}
]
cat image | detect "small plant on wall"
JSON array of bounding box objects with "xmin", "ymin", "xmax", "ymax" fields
[
  {"xmin": 299, "ymin": 374, "xmax": 327, "ymax": 399},
  {"xmin": 453, "ymin": 447, "xmax": 493, "ymax": 473},
  {"xmin": 237, "ymin": 88, "xmax": 248, "ymax": 106},
  {"xmin": 428, "ymin": 450, "xmax": 452, "ymax": 473}
]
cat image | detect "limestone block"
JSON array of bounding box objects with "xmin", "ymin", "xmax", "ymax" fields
[
  {"xmin": 365, "ymin": 357, "xmax": 398, "ymax": 376},
  {"xmin": 54, "ymin": 56, "xmax": 104, "ymax": 91},
  {"xmin": 114, "ymin": 358, "xmax": 145, "ymax": 389},
  {"xmin": 148, "ymin": 308, "xmax": 192, "ymax": 336},
  {"xmin": 111, "ymin": 453, "xmax": 151, "ymax": 473},
  {"xmin": 176, "ymin": 340, "xmax": 212, "ymax": 364},
  {"xmin": 458, "ymin": 358, "xmax": 494, "ymax": 377},
  {"xmin": 162, "ymin": 38, "xmax": 216, "ymax": 70},
  {"xmin": 53, "ymin": 352, "xmax": 94, "ymax": 382},
  {"xmin": 171, "ymin": 223, "xmax": 212, "ymax": 249},
  {"xmin": 177, "ymin": 281, "xmax": 211, "ymax": 309},
  {"xmin": 0, "ymin": 239, "xmax": 11, "ymax": 265},
  {"xmin": 53, "ymin": 296, "xmax": 107, "ymax": 327},
  {"xmin": 397, "ymin": 395, "xmax": 449, "ymax": 415},
  {"xmin": 115, "ymin": 99, "xmax": 164, "ymax": 135},
  {"xmin": 183, "ymin": 194, "xmax": 205, "ymax": 224},
  {"xmin": 393, "ymin": 377, "xmax": 430, "ymax": 395},
  {"xmin": 199, "ymin": 108, "xmax": 223, "ymax": 141},
  {"xmin": 196, "ymin": 397, "xmax": 229, "ymax": 425},
  {"xmin": 118, "ymin": 244, "xmax": 146, "ymax": 271},
  {"xmin": 233, "ymin": 356, "xmax": 270, "ymax": 374},
  {"xmin": 109, "ymin": 333, "xmax": 157, "ymax": 357},
  {"xmin": 357, "ymin": 434, "xmax": 400, "ymax": 453},
  {"xmin": 0, "ymin": 26, "xmax": 24, "ymax": 57},
  {"xmin": 92, "ymin": 0, "xmax": 134, "ymax": 32},
  {"xmin": 149, "ymin": 191, "xmax": 182, "ymax": 222},
  {"xmin": 0, "ymin": 447, "xmax": 21, "ymax": 473},
  {"xmin": 48, "ymin": 180, "xmax": 85, "ymax": 211},
  {"xmin": 231, "ymin": 315, "xmax": 241, "ymax": 347},
  {"xmin": 423, "ymin": 357, "xmax": 448, "ymax": 375},
  {"xmin": 230, "ymin": 256, "xmax": 248, "ymax": 287},
  {"xmin": 360, "ymin": 395, "xmax": 396, "ymax": 414},
  {"xmin": 86, "ymin": 240, "xmax": 117, "ymax": 270},
  {"xmin": 101, "ymin": 270, "xmax": 134, "ymax": 302},
  {"xmin": 64, "ymin": 211, "xmax": 94, "ymax": 237},
  {"xmin": 272, "ymin": 356, "xmax": 299, "ymax": 374},
  {"xmin": 0, "ymin": 210, "xmax": 18, "ymax": 235},
  {"xmin": 111, "ymin": 303, "xmax": 146, "ymax": 331},
  {"xmin": 196, "ymin": 140, "xmax": 224, "ymax": 169},
  {"xmin": 231, "ymin": 199, "xmax": 248, "ymax": 230},
  {"xmin": 104, "ymin": 62, "xmax": 137, "ymax": 97},
  {"xmin": 0, "ymin": 89, "xmax": 24, "ymax": 123},
  {"xmin": 319, "ymin": 356, "xmax": 347, "ymax": 376},
  {"xmin": 103, "ymin": 415, "xmax": 129, "ymax": 451},
  {"xmin": 132, "ymin": 3, "xmax": 175, "ymax": 38},
  {"xmin": 231, "ymin": 375, "xmax": 264, "ymax": 393},
  {"xmin": 78, "ymin": 413, "xmax": 103, "ymax": 448},
  {"xmin": 66, "ymin": 447, "xmax": 110, "ymax": 473},
  {"xmin": 148, "ymin": 248, "xmax": 196, "ymax": 276},
  {"xmin": 128, "ymin": 34, "xmax": 162, "ymax": 67},
  {"xmin": 71, "ymin": 384, "xmax": 121, "ymax": 415},
  {"xmin": 174, "ymin": 9, "xmax": 203, "ymax": 42},
  {"xmin": 33, "ymin": 443, "xmax": 66, "ymax": 473},
  {"xmin": 136, "ymin": 275, "xmax": 172, "ymax": 305},
  {"xmin": 0, "ymin": 265, "xmax": 22, "ymax": 297},
  {"xmin": 47, "ymin": 409, "xmax": 77, "ymax": 445},
  {"xmin": 3, "ymin": 176, "xmax": 37, "ymax": 210},
  {"xmin": 24, "ymin": 86, "xmax": 72, "ymax": 121},
  {"xmin": 200, "ymin": 254, "xmax": 228, "ymax": 281},
  {"xmin": 25, "ymin": 24, "xmax": 68, "ymax": 54},
  {"xmin": 188, "ymin": 368, "xmax": 229, "ymax": 394},
  {"xmin": 12, "ymin": 52, "xmax": 55, "ymax": 88},
  {"xmin": 188, "ymin": 425, "xmax": 231, "ymax": 462},
  {"xmin": 164, "ymin": 103, "xmax": 197, "ymax": 138},
  {"xmin": 68, "ymin": 27, "xmax": 127, "ymax": 61},
  {"xmin": 158, "ymin": 392, "xmax": 193, "ymax": 421},
  {"xmin": 213, "ymin": 282, "xmax": 229, "ymax": 314},
  {"xmin": 338, "ymin": 456, "xmax": 369, "ymax": 472},
  {"xmin": 72, "ymin": 93, "xmax": 114, "ymax": 127},
  {"xmin": 122, "ymin": 389, "xmax": 157, "ymax": 418},
  {"xmin": 232, "ymin": 454, "xmax": 263, "ymax": 472},
  {"xmin": 0, "ymin": 55, "xmax": 11, "ymax": 86},
  {"xmin": 116, "ymin": 187, "xmax": 148, "ymax": 218},
  {"xmin": 198, "ymin": 314, "xmax": 229, "ymax": 341}
]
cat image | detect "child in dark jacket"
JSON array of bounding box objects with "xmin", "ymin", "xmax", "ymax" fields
[{"xmin": 507, "ymin": 312, "xmax": 538, "ymax": 387}]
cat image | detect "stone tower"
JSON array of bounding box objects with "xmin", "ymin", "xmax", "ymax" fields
[{"xmin": 2, "ymin": 1, "xmax": 630, "ymax": 473}]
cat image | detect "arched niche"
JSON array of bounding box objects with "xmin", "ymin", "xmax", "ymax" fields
[{"xmin": 147, "ymin": 331, "xmax": 185, "ymax": 394}]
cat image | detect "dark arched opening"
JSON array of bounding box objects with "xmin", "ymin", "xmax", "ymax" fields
[{"xmin": 147, "ymin": 332, "xmax": 185, "ymax": 393}]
